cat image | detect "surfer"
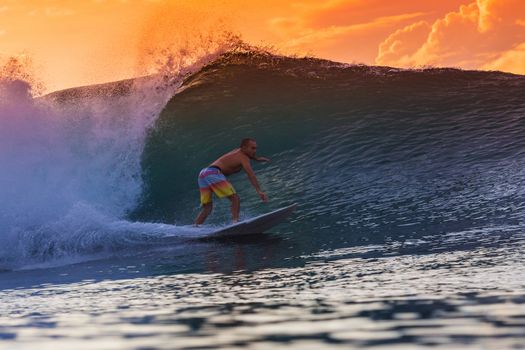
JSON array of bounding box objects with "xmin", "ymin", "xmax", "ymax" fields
[{"xmin": 194, "ymin": 138, "xmax": 270, "ymax": 225}]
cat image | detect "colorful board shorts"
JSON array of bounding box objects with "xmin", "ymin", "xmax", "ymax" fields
[{"xmin": 198, "ymin": 166, "xmax": 236, "ymax": 206}]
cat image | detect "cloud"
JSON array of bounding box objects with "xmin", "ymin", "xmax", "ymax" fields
[
  {"xmin": 290, "ymin": 0, "xmax": 465, "ymax": 29},
  {"xmin": 376, "ymin": 21, "xmax": 431, "ymax": 67},
  {"xmin": 44, "ymin": 7, "xmax": 75, "ymax": 16},
  {"xmin": 482, "ymin": 42, "xmax": 525, "ymax": 74},
  {"xmin": 267, "ymin": 1, "xmax": 439, "ymax": 61},
  {"xmin": 280, "ymin": 12, "xmax": 426, "ymax": 49},
  {"xmin": 27, "ymin": 7, "xmax": 75, "ymax": 17},
  {"xmin": 266, "ymin": 0, "xmax": 469, "ymax": 63},
  {"xmin": 476, "ymin": 0, "xmax": 525, "ymax": 32},
  {"xmin": 375, "ymin": 0, "xmax": 525, "ymax": 74}
]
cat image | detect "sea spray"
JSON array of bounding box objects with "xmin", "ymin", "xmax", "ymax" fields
[
  {"xmin": 0, "ymin": 75, "xmax": 168, "ymax": 268},
  {"xmin": 0, "ymin": 39, "xmax": 241, "ymax": 268}
]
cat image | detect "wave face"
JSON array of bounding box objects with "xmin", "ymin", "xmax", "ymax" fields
[{"xmin": 135, "ymin": 52, "xmax": 525, "ymax": 243}]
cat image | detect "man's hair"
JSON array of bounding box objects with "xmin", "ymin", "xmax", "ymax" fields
[{"xmin": 240, "ymin": 138, "xmax": 256, "ymax": 148}]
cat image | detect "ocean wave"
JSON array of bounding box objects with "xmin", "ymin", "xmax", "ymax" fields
[{"xmin": 2, "ymin": 48, "xmax": 525, "ymax": 269}]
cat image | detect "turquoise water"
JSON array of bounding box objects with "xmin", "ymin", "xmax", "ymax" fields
[{"xmin": 1, "ymin": 51, "xmax": 525, "ymax": 349}]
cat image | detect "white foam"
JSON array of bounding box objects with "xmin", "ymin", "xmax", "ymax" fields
[{"xmin": 0, "ymin": 38, "xmax": 256, "ymax": 269}]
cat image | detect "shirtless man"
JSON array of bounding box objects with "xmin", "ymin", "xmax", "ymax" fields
[{"xmin": 194, "ymin": 138, "xmax": 270, "ymax": 225}]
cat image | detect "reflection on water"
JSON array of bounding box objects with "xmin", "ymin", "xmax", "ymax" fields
[{"xmin": 1, "ymin": 231, "xmax": 524, "ymax": 349}]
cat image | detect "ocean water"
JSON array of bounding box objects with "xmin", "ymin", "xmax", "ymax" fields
[{"xmin": 1, "ymin": 51, "xmax": 525, "ymax": 349}]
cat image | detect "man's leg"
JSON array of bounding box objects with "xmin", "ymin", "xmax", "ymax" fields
[
  {"xmin": 228, "ymin": 194, "xmax": 240, "ymax": 223},
  {"xmin": 195, "ymin": 202, "xmax": 213, "ymax": 225}
]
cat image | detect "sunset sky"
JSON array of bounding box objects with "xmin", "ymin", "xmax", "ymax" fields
[{"xmin": 0, "ymin": 0, "xmax": 524, "ymax": 92}]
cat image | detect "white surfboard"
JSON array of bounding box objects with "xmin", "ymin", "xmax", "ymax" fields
[{"xmin": 205, "ymin": 203, "xmax": 297, "ymax": 238}]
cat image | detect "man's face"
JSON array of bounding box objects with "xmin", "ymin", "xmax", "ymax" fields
[{"xmin": 243, "ymin": 141, "xmax": 257, "ymax": 158}]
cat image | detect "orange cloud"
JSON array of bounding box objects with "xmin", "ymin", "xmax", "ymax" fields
[
  {"xmin": 483, "ymin": 42, "xmax": 525, "ymax": 74},
  {"xmin": 293, "ymin": 0, "xmax": 465, "ymax": 29},
  {"xmin": 267, "ymin": 0, "xmax": 468, "ymax": 63},
  {"xmin": 477, "ymin": 0, "xmax": 525, "ymax": 32},
  {"xmin": 376, "ymin": 21, "xmax": 431, "ymax": 67},
  {"xmin": 279, "ymin": 12, "xmax": 426, "ymax": 50},
  {"xmin": 376, "ymin": 0, "xmax": 525, "ymax": 74},
  {"xmin": 28, "ymin": 7, "xmax": 75, "ymax": 17}
]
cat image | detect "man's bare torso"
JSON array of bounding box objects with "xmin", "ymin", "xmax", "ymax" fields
[
  {"xmin": 210, "ymin": 148, "xmax": 248, "ymax": 176},
  {"xmin": 194, "ymin": 139, "xmax": 268, "ymax": 225}
]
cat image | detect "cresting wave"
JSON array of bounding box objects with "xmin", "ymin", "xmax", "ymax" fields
[
  {"xmin": 136, "ymin": 51, "xmax": 525, "ymax": 241},
  {"xmin": 1, "ymin": 49, "xmax": 525, "ymax": 270}
]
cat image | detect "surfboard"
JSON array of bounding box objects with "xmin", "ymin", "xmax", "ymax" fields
[{"xmin": 205, "ymin": 203, "xmax": 297, "ymax": 238}]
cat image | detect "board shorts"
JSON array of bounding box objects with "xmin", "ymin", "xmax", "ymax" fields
[{"xmin": 198, "ymin": 166, "xmax": 236, "ymax": 206}]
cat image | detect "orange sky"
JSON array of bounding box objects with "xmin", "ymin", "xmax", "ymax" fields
[{"xmin": 0, "ymin": 0, "xmax": 524, "ymax": 92}]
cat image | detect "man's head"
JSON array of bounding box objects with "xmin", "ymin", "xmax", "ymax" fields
[{"xmin": 240, "ymin": 138, "xmax": 257, "ymax": 158}]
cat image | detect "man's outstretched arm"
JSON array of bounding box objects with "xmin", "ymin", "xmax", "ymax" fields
[
  {"xmin": 242, "ymin": 158, "xmax": 268, "ymax": 202},
  {"xmin": 253, "ymin": 156, "xmax": 270, "ymax": 162}
]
